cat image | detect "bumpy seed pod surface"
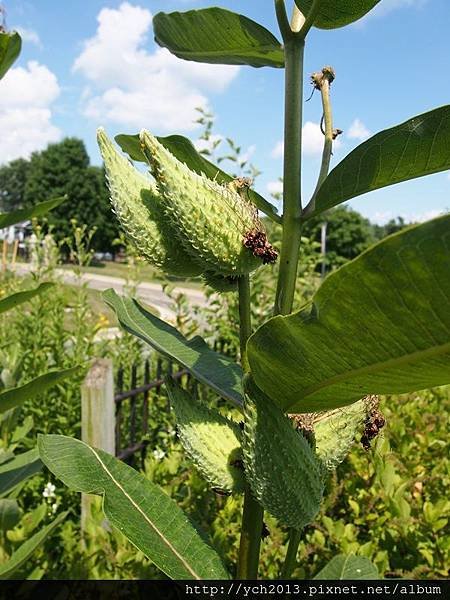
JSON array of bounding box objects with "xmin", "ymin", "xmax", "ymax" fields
[
  {"xmin": 312, "ymin": 399, "xmax": 367, "ymax": 470},
  {"xmin": 97, "ymin": 128, "xmax": 202, "ymax": 277},
  {"xmin": 243, "ymin": 378, "xmax": 325, "ymax": 531},
  {"xmin": 139, "ymin": 130, "xmax": 277, "ymax": 277},
  {"xmin": 202, "ymin": 271, "xmax": 238, "ymax": 293},
  {"xmin": 166, "ymin": 379, "xmax": 245, "ymax": 494}
]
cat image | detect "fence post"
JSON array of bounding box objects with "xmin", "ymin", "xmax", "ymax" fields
[{"xmin": 81, "ymin": 358, "xmax": 115, "ymax": 533}]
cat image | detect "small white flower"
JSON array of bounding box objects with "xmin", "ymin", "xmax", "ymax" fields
[
  {"xmin": 51, "ymin": 502, "xmax": 58, "ymax": 514},
  {"xmin": 152, "ymin": 449, "xmax": 166, "ymax": 460},
  {"xmin": 42, "ymin": 482, "xmax": 56, "ymax": 499}
]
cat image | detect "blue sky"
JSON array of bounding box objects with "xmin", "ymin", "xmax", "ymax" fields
[{"xmin": 2, "ymin": 0, "xmax": 450, "ymax": 224}]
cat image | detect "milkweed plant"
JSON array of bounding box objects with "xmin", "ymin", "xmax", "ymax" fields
[{"xmin": 38, "ymin": 1, "xmax": 450, "ymax": 581}]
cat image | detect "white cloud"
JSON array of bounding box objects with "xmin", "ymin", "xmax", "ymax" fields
[
  {"xmin": 16, "ymin": 27, "xmax": 42, "ymax": 48},
  {"xmin": 347, "ymin": 118, "xmax": 371, "ymax": 141},
  {"xmin": 302, "ymin": 121, "xmax": 342, "ymax": 156},
  {"xmin": 0, "ymin": 61, "xmax": 61, "ymax": 164},
  {"xmin": 272, "ymin": 122, "xmax": 342, "ymax": 159},
  {"xmin": 371, "ymin": 208, "xmax": 445, "ymax": 225},
  {"xmin": 73, "ymin": 2, "xmax": 239, "ymax": 132},
  {"xmin": 267, "ymin": 180, "xmax": 283, "ymax": 196}
]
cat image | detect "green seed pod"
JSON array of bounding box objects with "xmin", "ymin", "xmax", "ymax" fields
[
  {"xmin": 139, "ymin": 130, "xmax": 277, "ymax": 277},
  {"xmin": 97, "ymin": 128, "xmax": 202, "ymax": 277},
  {"xmin": 312, "ymin": 399, "xmax": 367, "ymax": 471},
  {"xmin": 202, "ymin": 272, "xmax": 238, "ymax": 293},
  {"xmin": 243, "ymin": 377, "xmax": 325, "ymax": 530},
  {"xmin": 166, "ymin": 378, "xmax": 245, "ymax": 494}
]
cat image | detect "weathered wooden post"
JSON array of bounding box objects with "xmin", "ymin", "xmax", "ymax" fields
[{"xmin": 81, "ymin": 358, "xmax": 115, "ymax": 532}]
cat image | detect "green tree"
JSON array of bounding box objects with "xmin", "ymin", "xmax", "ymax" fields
[
  {"xmin": 23, "ymin": 138, "xmax": 119, "ymax": 253},
  {"xmin": 0, "ymin": 158, "xmax": 30, "ymax": 212},
  {"xmin": 301, "ymin": 206, "xmax": 376, "ymax": 268},
  {"xmin": 373, "ymin": 216, "xmax": 409, "ymax": 240}
]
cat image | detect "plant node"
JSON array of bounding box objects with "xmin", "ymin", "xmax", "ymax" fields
[{"xmin": 311, "ymin": 66, "xmax": 336, "ymax": 90}]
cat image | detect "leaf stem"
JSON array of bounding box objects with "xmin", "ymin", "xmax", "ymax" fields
[
  {"xmin": 237, "ymin": 275, "xmax": 264, "ymax": 579},
  {"xmin": 274, "ymin": 0, "xmax": 291, "ymax": 42},
  {"xmin": 280, "ymin": 528, "xmax": 302, "ymax": 578},
  {"xmin": 274, "ymin": 38, "xmax": 305, "ymax": 316},
  {"xmin": 296, "ymin": 0, "xmax": 321, "ymax": 40},
  {"xmin": 307, "ymin": 73, "xmax": 335, "ymax": 215}
]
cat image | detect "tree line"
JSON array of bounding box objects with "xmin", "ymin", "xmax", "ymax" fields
[
  {"xmin": 0, "ymin": 138, "xmax": 119, "ymax": 253},
  {"xmin": 0, "ymin": 137, "xmax": 408, "ymax": 262}
]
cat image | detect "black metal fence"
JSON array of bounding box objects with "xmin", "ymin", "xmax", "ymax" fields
[
  {"xmin": 114, "ymin": 357, "xmax": 187, "ymax": 465},
  {"xmin": 114, "ymin": 341, "xmax": 231, "ymax": 465}
]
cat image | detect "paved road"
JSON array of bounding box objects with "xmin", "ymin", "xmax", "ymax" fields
[{"xmin": 13, "ymin": 263, "xmax": 207, "ymax": 321}]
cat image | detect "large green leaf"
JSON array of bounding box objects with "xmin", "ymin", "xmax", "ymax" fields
[
  {"xmin": 103, "ymin": 289, "xmax": 243, "ymax": 407},
  {"xmin": 153, "ymin": 8, "xmax": 284, "ymax": 68},
  {"xmin": 38, "ymin": 435, "xmax": 229, "ymax": 580},
  {"xmin": 0, "ymin": 450, "xmax": 42, "ymax": 498},
  {"xmin": 0, "ymin": 366, "xmax": 80, "ymax": 414},
  {"xmin": 0, "ymin": 197, "xmax": 65, "ymax": 229},
  {"xmin": 314, "ymin": 554, "xmax": 379, "ymax": 579},
  {"xmin": 308, "ymin": 106, "xmax": 450, "ymax": 217},
  {"xmin": 0, "ymin": 31, "xmax": 21, "ymax": 80},
  {"xmin": 248, "ymin": 214, "xmax": 450, "ymax": 413},
  {"xmin": 0, "ymin": 511, "xmax": 67, "ymax": 579},
  {"xmin": 0, "ymin": 283, "xmax": 53, "ymax": 315},
  {"xmin": 295, "ymin": 1, "xmax": 381, "ymax": 29},
  {"xmin": 115, "ymin": 133, "xmax": 281, "ymax": 224}
]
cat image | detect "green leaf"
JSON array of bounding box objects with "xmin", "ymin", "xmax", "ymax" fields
[
  {"xmin": 103, "ymin": 289, "xmax": 243, "ymax": 407},
  {"xmin": 115, "ymin": 133, "xmax": 281, "ymax": 224},
  {"xmin": 0, "ymin": 366, "xmax": 80, "ymax": 413},
  {"xmin": 0, "ymin": 31, "xmax": 21, "ymax": 80},
  {"xmin": 0, "ymin": 197, "xmax": 65, "ymax": 229},
  {"xmin": 296, "ymin": 1, "xmax": 381, "ymax": 29},
  {"xmin": 0, "ymin": 450, "xmax": 42, "ymax": 498},
  {"xmin": 242, "ymin": 378, "xmax": 324, "ymax": 530},
  {"xmin": 0, "ymin": 283, "xmax": 54, "ymax": 315},
  {"xmin": 166, "ymin": 379, "xmax": 245, "ymax": 494},
  {"xmin": 0, "ymin": 499, "xmax": 21, "ymax": 532},
  {"xmin": 309, "ymin": 106, "xmax": 450, "ymax": 217},
  {"xmin": 314, "ymin": 554, "xmax": 379, "ymax": 579},
  {"xmin": 248, "ymin": 215, "xmax": 450, "ymax": 413},
  {"xmin": 153, "ymin": 8, "xmax": 284, "ymax": 68},
  {"xmin": 0, "ymin": 511, "xmax": 67, "ymax": 579},
  {"xmin": 38, "ymin": 435, "xmax": 229, "ymax": 580}
]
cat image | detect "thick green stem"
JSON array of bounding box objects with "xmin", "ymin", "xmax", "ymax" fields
[
  {"xmin": 237, "ymin": 275, "xmax": 264, "ymax": 579},
  {"xmin": 274, "ymin": 39, "xmax": 305, "ymax": 316},
  {"xmin": 237, "ymin": 486, "xmax": 264, "ymax": 579},
  {"xmin": 280, "ymin": 528, "xmax": 302, "ymax": 578}
]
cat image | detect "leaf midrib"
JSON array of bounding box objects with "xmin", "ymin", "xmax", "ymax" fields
[
  {"xmin": 88, "ymin": 442, "xmax": 201, "ymax": 580},
  {"xmin": 301, "ymin": 339, "xmax": 450, "ymax": 399}
]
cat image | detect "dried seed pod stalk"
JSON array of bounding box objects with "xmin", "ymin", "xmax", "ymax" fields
[
  {"xmin": 139, "ymin": 130, "xmax": 277, "ymax": 277},
  {"xmin": 97, "ymin": 128, "xmax": 202, "ymax": 277}
]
